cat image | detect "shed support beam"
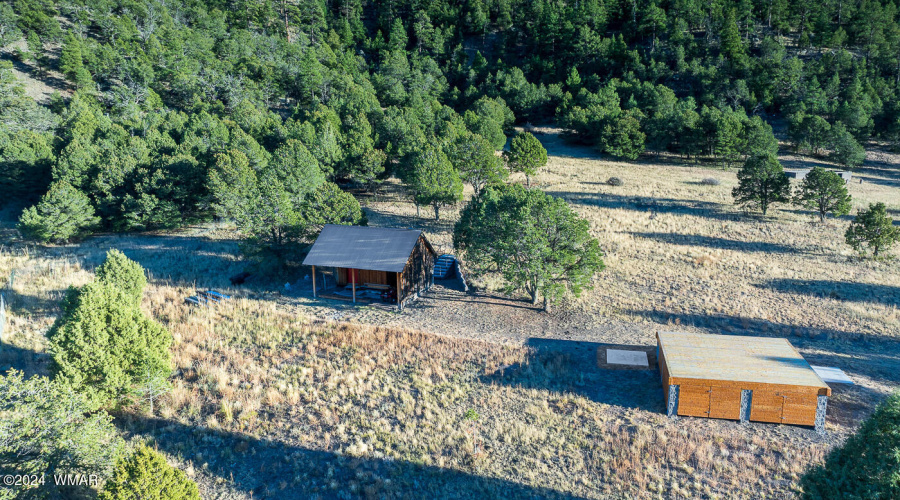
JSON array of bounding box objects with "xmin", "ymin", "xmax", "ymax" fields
[
  {"xmin": 352, "ymin": 274, "xmax": 356, "ymax": 304},
  {"xmin": 815, "ymin": 396, "xmax": 828, "ymax": 435},
  {"xmin": 740, "ymin": 389, "xmax": 752, "ymax": 424},
  {"xmin": 667, "ymin": 385, "xmax": 679, "ymax": 419},
  {"xmin": 312, "ymin": 266, "xmax": 316, "ymax": 298},
  {"xmin": 396, "ymin": 272, "xmax": 402, "ymax": 311}
]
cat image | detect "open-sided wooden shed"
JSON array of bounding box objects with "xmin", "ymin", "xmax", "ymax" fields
[
  {"xmin": 657, "ymin": 332, "xmax": 831, "ymax": 433},
  {"xmin": 302, "ymin": 225, "xmax": 436, "ymax": 309}
]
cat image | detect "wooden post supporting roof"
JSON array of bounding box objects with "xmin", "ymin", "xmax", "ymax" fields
[
  {"xmin": 352, "ymin": 272, "xmax": 356, "ymax": 303},
  {"xmin": 396, "ymin": 271, "xmax": 402, "ymax": 310},
  {"xmin": 312, "ymin": 266, "xmax": 316, "ymax": 298}
]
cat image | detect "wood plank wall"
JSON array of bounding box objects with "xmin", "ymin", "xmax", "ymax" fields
[
  {"xmin": 399, "ymin": 235, "xmax": 435, "ymax": 303},
  {"xmin": 658, "ymin": 336, "xmax": 823, "ymax": 427}
]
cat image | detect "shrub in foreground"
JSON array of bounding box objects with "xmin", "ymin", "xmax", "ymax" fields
[
  {"xmin": 800, "ymin": 391, "xmax": 900, "ymax": 499},
  {"xmin": 0, "ymin": 371, "xmax": 122, "ymax": 499},
  {"xmin": 49, "ymin": 253, "xmax": 171, "ymax": 411},
  {"xmin": 95, "ymin": 249, "xmax": 147, "ymax": 307},
  {"xmin": 100, "ymin": 444, "xmax": 200, "ymax": 500}
]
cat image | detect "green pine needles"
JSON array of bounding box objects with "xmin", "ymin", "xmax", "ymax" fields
[
  {"xmin": 48, "ymin": 250, "xmax": 171, "ymax": 411},
  {"xmin": 801, "ymin": 392, "xmax": 900, "ymax": 499},
  {"xmin": 845, "ymin": 203, "xmax": 900, "ymax": 258},
  {"xmin": 101, "ymin": 445, "xmax": 200, "ymax": 500}
]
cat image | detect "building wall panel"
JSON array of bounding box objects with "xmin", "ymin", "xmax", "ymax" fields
[
  {"xmin": 749, "ymin": 391, "xmax": 784, "ymax": 423},
  {"xmin": 709, "ymin": 387, "xmax": 742, "ymax": 420},
  {"xmin": 678, "ymin": 385, "xmax": 711, "ymax": 417}
]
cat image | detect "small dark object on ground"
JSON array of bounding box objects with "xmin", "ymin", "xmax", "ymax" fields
[
  {"xmin": 230, "ymin": 272, "xmax": 251, "ymax": 285},
  {"xmin": 701, "ymin": 177, "xmax": 721, "ymax": 186},
  {"xmin": 607, "ymin": 177, "xmax": 624, "ymax": 186}
]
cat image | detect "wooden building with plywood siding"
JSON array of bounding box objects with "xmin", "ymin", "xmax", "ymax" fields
[
  {"xmin": 657, "ymin": 332, "xmax": 831, "ymax": 433},
  {"xmin": 302, "ymin": 225, "xmax": 436, "ymax": 309}
]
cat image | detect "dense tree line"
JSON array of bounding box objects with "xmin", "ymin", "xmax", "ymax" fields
[{"xmin": 4, "ymin": 0, "xmax": 900, "ymax": 255}]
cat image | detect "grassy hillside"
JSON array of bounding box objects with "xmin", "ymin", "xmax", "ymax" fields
[{"xmin": 3, "ymin": 132, "xmax": 898, "ymax": 497}]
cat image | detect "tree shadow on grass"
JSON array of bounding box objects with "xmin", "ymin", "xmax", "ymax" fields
[
  {"xmin": 117, "ymin": 415, "xmax": 589, "ymax": 500},
  {"xmin": 67, "ymin": 232, "xmax": 248, "ymax": 290},
  {"xmin": 410, "ymin": 284, "xmax": 539, "ymax": 311},
  {"xmin": 3, "ymin": 290, "xmax": 68, "ymax": 317},
  {"xmin": 481, "ymin": 338, "xmax": 664, "ymax": 413},
  {"xmin": 545, "ymin": 191, "xmax": 744, "ymax": 222},
  {"xmin": 0, "ymin": 344, "xmax": 50, "ymax": 379},
  {"xmin": 632, "ymin": 232, "xmax": 805, "ymax": 254},
  {"xmin": 759, "ymin": 279, "xmax": 900, "ymax": 307},
  {"xmin": 0, "ymin": 53, "xmax": 72, "ymax": 99}
]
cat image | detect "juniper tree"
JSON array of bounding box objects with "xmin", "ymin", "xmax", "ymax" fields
[
  {"xmin": 447, "ymin": 131, "xmax": 507, "ymax": 195},
  {"xmin": 454, "ymin": 184, "xmax": 604, "ymax": 312},
  {"xmin": 210, "ymin": 149, "xmax": 364, "ymax": 266},
  {"xmin": 793, "ymin": 167, "xmax": 852, "ymax": 222},
  {"xmin": 800, "ymin": 391, "xmax": 900, "ymax": 499},
  {"xmin": 732, "ymin": 154, "xmax": 791, "ymax": 215},
  {"xmin": 0, "ymin": 371, "xmax": 123, "ymax": 499},
  {"xmin": 845, "ymin": 203, "xmax": 900, "ymax": 258},
  {"xmin": 100, "ymin": 445, "xmax": 200, "ymax": 500},
  {"xmin": 48, "ymin": 278, "xmax": 172, "ymax": 411},
  {"xmin": 17, "ymin": 181, "xmax": 99, "ymax": 243},
  {"xmin": 95, "ymin": 249, "xmax": 147, "ymax": 307},
  {"xmin": 504, "ymin": 132, "xmax": 547, "ymax": 187}
]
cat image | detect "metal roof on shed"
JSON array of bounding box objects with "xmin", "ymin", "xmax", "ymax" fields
[
  {"xmin": 657, "ymin": 332, "xmax": 830, "ymax": 391},
  {"xmin": 302, "ymin": 225, "xmax": 424, "ymax": 273}
]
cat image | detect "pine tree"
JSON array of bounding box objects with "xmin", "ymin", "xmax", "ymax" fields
[
  {"xmin": 845, "ymin": 203, "xmax": 900, "ymax": 258},
  {"xmin": 732, "ymin": 154, "xmax": 791, "ymax": 215},
  {"xmin": 59, "ymin": 32, "xmax": 85, "ymax": 84},
  {"xmin": 600, "ymin": 111, "xmax": 645, "ymax": 161},
  {"xmin": 95, "ymin": 249, "xmax": 148, "ymax": 307},
  {"xmin": 26, "ymin": 32, "xmax": 42, "ymax": 67},
  {"xmin": 407, "ymin": 145, "xmax": 463, "ymax": 219},
  {"xmin": 101, "ymin": 445, "xmax": 200, "ymax": 500},
  {"xmin": 48, "ymin": 275, "xmax": 172, "ymax": 411},
  {"xmin": 720, "ymin": 9, "xmax": 748, "ymax": 69},
  {"xmin": 793, "ymin": 167, "xmax": 852, "ymax": 222},
  {"xmin": 505, "ymin": 132, "xmax": 548, "ymax": 187},
  {"xmin": 17, "ymin": 181, "xmax": 99, "ymax": 243},
  {"xmin": 829, "ymin": 122, "xmax": 866, "ymax": 168}
]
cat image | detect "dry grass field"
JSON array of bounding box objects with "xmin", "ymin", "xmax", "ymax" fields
[{"xmin": 1, "ymin": 132, "xmax": 898, "ymax": 498}]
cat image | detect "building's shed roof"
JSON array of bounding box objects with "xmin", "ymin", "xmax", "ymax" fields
[
  {"xmin": 657, "ymin": 332, "xmax": 830, "ymax": 394},
  {"xmin": 302, "ymin": 225, "xmax": 426, "ymax": 273}
]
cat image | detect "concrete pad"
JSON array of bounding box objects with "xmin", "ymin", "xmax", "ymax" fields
[
  {"xmin": 606, "ymin": 349, "xmax": 649, "ymax": 367},
  {"xmin": 811, "ymin": 365, "xmax": 854, "ymax": 385}
]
